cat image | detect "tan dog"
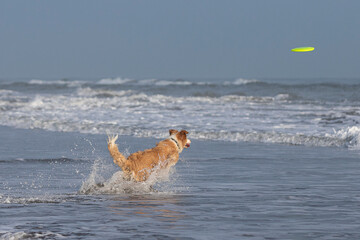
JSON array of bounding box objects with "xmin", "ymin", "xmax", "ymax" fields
[{"xmin": 107, "ymin": 129, "xmax": 191, "ymax": 182}]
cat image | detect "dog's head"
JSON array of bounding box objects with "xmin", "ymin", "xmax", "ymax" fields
[{"xmin": 169, "ymin": 129, "xmax": 191, "ymax": 151}]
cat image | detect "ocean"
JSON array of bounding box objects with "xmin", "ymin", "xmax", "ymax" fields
[{"xmin": 0, "ymin": 77, "xmax": 360, "ymax": 239}]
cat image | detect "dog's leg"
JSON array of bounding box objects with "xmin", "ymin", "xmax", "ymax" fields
[{"xmin": 107, "ymin": 134, "xmax": 127, "ymax": 168}]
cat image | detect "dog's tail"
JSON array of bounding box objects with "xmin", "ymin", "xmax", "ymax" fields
[{"xmin": 107, "ymin": 134, "xmax": 127, "ymax": 168}]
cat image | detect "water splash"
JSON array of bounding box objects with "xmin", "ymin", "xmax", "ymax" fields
[{"xmin": 79, "ymin": 156, "xmax": 182, "ymax": 195}]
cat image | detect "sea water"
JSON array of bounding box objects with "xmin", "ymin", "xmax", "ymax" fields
[{"xmin": 0, "ymin": 78, "xmax": 360, "ymax": 239}]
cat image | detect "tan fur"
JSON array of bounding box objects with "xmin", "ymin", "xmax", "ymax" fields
[{"xmin": 107, "ymin": 129, "xmax": 190, "ymax": 182}]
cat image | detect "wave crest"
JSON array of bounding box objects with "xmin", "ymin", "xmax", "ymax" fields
[
  {"xmin": 333, "ymin": 126, "xmax": 360, "ymax": 149},
  {"xmin": 29, "ymin": 79, "xmax": 84, "ymax": 87},
  {"xmin": 97, "ymin": 77, "xmax": 133, "ymax": 85},
  {"xmin": 194, "ymin": 131, "xmax": 349, "ymax": 147},
  {"xmin": 76, "ymin": 87, "xmax": 133, "ymax": 98},
  {"xmin": 224, "ymin": 78, "xmax": 259, "ymax": 85}
]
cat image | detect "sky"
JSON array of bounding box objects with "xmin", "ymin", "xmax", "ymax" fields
[{"xmin": 0, "ymin": 0, "xmax": 360, "ymax": 79}]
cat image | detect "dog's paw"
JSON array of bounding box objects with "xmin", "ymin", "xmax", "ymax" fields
[{"xmin": 107, "ymin": 134, "xmax": 118, "ymax": 145}]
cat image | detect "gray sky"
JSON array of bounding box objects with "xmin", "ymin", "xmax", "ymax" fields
[{"xmin": 1, "ymin": 0, "xmax": 359, "ymax": 79}]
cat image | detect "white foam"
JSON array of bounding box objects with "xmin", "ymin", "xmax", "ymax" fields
[
  {"xmin": 332, "ymin": 126, "xmax": 360, "ymax": 149},
  {"xmin": 29, "ymin": 79, "xmax": 84, "ymax": 87},
  {"xmin": 29, "ymin": 95, "xmax": 44, "ymax": 108},
  {"xmin": 24, "ymin": 77, "xmax": 261, "ymax": 87},
  {"xmin": 220, "ymin": 95, "xmax": 275, "ymax": 103},
  {"xmin": 97, "ymin": 77, "xmax": 132, "ymax": 85},
  {"xmin": 29, "ymin": 79, "xmax": 56, "ymax": 85},
  {"xmin": 76, "ymin": 87, "xmax": 133, "ymax": 97},
  {"xmin": 274, "ymin": 93, "xmax": 292, "ymax": 101},
  {"xmin": 224, "ymin": 78, "xmax": 259, "ymax": 85},
  {"xmin": 155, "ymin": 80, "xmax": 193, "ymax": 86},
  {"xmin": 194, "ymin": 131, "xmax": 346, "ymax": 147},
  {"xmin": 0, "ymin": 89, "xmax": 14, "ymax": 95},
  {"xmin": 0, "ymin": 231, "xmax": 27, "ymax": 240},
  {"xmin": 273, "ymin": 124, "xmax": 296, "ymax": 129},
  {"xmin": 137, "ymin": 79, "xmax": 158, "ymax": 85},
  {"xmin": 137, "ymin": 79, "xmax": 212, "ymax": 86}
]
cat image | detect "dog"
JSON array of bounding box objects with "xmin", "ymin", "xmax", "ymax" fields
[{"xmin": 107, "ymin": 129, "xmax": 191, "ymax": 182}]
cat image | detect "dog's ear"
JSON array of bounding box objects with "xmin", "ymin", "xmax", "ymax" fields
[
  {"xmin": 178, "ymin": 130, "xmax": 189, "ymax": 142},
  {"xmin": 169, "ymin": 129, "xmax": 178, "ymax": 135},
  {"xmin": 180, "ymin": 130, "xmax": 189, "ymax": 135}
]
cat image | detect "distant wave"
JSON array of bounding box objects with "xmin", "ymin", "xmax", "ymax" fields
[
  {"xmin": 96, "ymin": 77, "xmax": 133, "ymax": 85},
  {"xmin": 75, "ymin": 87, "xmax": 294, "ymax": 102},
  {"xmin": 1, "ymin": 78, "xmax": 360, "ymax": 90},
  {"xmin": 29, "ymin": 79, "xmax": 85, "ymax": 87},
  {"xmin": 224, "ymin": 78, "xmax": 260, "ymax": 85},
  {"xmin": 151, "ymin": 78, "xmax": 261, "ymax": 86},
  {"xmin": 155, "ymin": 80, "xmax": 193, "ymax": 86},
  {"xmin": 1, "ymin": 77, "xmax": 263, "ymax": 87},
  {"xmin": 96, "ymin": 77, "xmax": 200, "ymax": 86},
  {"xmin": 76, "ymin": 87, "xmax": 134, "ymax": 98},
  {"xmin": 0, "ymin": 89, "xmax": 15, "ymax": 95}
]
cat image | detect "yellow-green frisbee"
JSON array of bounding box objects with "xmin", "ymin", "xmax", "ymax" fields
[{"xmin": 291, "ymin": 47, "xmax": 314, "ymax": 52}]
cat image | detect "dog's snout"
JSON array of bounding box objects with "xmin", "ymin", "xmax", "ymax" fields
[{"xmin": 185, "ymin": 139, "xmax": 191, "ymax": 148}]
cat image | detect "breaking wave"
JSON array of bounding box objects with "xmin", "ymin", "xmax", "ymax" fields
[
  {"xmin": 96, "ymin": 77, "xmax": 133, "ymax": 85},
  {"xmin": 333, "ymin": 126, "xmax": 360, "ymax": 150},
  {"xmin": 0, "ymin": 77, "xmax": 264, "ymax": 88},
  {"xmin": 1, "ymin": 77, "xmax": 360, "ymax": 89},
  {"xmin": 194, "ymin": 127, "xmax": 360, "ymax": 148},
  {"xmin": 0, "ymin": 86, "xmax": 360, "ymax": 148},
  {"xmin": 29, "ymin": 79, "xmax": 85, "ymax": 87},
  {"xmin": 224, "ymin": 78, "xmax": 259, "ymax": 85},
  {"xmin": 1, "ymin": 77, "xmax": 360, "ymax": 149}
]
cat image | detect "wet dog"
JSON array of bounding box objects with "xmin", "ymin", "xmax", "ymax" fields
[{"xmin": 107, "ymin": 129, "xmax": 191, "ymax": 182}]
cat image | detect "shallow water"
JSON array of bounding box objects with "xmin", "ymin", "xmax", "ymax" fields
[
  {"xmin": 1, "ymin": 77, "xmax": 360, "ymax": 239},
  {"xmin": 1, "ymin": 126, "xmax": 360, "ymax": 239}
]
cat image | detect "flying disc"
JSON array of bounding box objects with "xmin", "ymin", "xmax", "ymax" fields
[{"xmin": 291, "ymin": 47, "xmax": 314, "ymax": 52}]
